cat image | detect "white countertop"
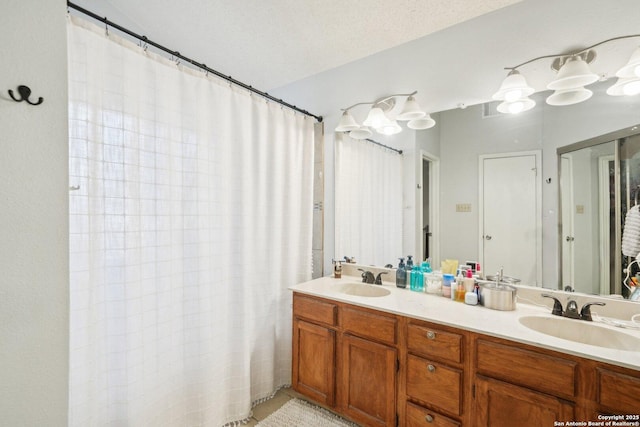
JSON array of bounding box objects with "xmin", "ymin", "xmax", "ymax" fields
[{"xmin": 290, "ymin": 276, "xmax": 640, "ymax": 371}]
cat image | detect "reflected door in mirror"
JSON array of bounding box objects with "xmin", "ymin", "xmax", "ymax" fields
[{"xmin": 481, "ymin": 153, "xmax": 541, "ymax": 285}]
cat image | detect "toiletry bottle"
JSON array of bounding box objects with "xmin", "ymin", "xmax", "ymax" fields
[
  {"xmin": 396, "ymin": 258, "xmax": 407, "ymax": 289},
  {"xmin": 335, "ymin": 261, "xmax": 342, "ymax": 278},
  {"xmin": 463, "ymin": 269, "xmax": 474, "ymax": 292},
  {"xmin": 455, "ymin": 271, "xmax": 465, "ymax": 302},
  {"xmin": 410, "ymin": 263, "xmax": 421, "ymax": 291},
  {"xmin": 406, "ymin": 255, "xmax": 414, "ymax": 289},
  {"xmin": 442, "ymin": 274, "xmax": 454, "ymax": 298}
]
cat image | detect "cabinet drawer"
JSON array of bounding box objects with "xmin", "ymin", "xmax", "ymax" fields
[
  {"xmin": 476, "ymin": 339, "xmax": 577, "ymax": 399},
  {"xmin": 597, "ymin": 368, "xmax": 640, "ymax": 413},
  {"xmin": 341, "ymin": 306, "xmax": 397, "ymax": 345},
  {"xmin": 406, "ymin": 402, "xmax": 460, "ymax": 427},
  {"xmin": 293, "ymin": 294, "xmax": 337, "ymax": 327},
  {"xmin": 408, "ymin": 323, "xmax": 462, "ymax": 364},
  {"xmin": 406, "ymin": 354, "xmax": 462, "ymax": 416}
]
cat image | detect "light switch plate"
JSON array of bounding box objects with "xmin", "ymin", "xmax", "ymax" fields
[{"xmin": 456, "ymin": 203, "xmax": 472, "ymax": 212}]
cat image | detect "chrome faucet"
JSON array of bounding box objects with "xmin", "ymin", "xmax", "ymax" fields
[
  {"xmin": 541, "ymin": 294, "xmax": 606, "ymax": 321},
  {"xmin": 358, "ymin": 269, "xmax": 375, "ymax": 284}
]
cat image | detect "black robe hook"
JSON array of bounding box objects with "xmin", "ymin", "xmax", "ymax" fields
[{"xmin": 8, "ymin": 85, "xmax": 44, "ymax": 106}]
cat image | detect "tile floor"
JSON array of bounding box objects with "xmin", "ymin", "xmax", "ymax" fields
[{"xmin": 244, "ymin": 387, "xmax": 309, "ymax": 426}]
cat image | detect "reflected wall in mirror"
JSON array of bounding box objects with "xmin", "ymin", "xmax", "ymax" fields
[{"xmin": 559, "ymin": 128, "xmax": 640, "ymax": 300}]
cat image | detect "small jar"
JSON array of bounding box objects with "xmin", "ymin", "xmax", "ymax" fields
[
  {"xmin": 425, "ymin": 273, "xmax": 442, "ymax": 295},
  {"xmin": 442, "ymin": 283, "xmax": 451, "ymax": 298}
]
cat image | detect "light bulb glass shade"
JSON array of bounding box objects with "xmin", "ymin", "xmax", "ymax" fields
[
  {"xmin": 362, "ymin": 107, "xmax": 391, "ymax": 128},
  {"xmin": 607, "ymin": 76, "xmax": 640, "ymax": 96},
  {"xmin": 492, "ymin": 70, "xmax": 535, "ymax": 102},
  {"xmin": 546, "ymin": 87, "xmax": 593, "ymax": 106},
  {"xmin": 376, "ymin": 120, "xmax": 402, "ymax": 135},
  {"xmin": 397, "ymin": 96, "xmax": 426, "ymax": 121},
  {"xmin": 407, "ymin": 114, "xmax": 436, "ymax": 129},
  {"xmin": 335, "ymin": 111, "xmax": 359, "ymax": 132},
  {"xmin": 349, "ymin": 126, "xmax": 372, "ymax": 140},
  {"xmin": 547, "ymin": 56, "xmax": 599, "ymax": 90},
  {"xmin": 616, "ymin": 46, "xmax": 640, "ymax": 78},
  {"xmin": 496, "ymin": 97, "xmax": 536, "ymax": 114}
]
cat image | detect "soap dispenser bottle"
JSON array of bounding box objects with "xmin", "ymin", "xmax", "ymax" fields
[
  {"xmin": 406, "ymin": 255, "xmax": 414, "ymax": 288},
  {"xmin": 396, "ymin": 258, "xmax": 407, "ymax": 289}
]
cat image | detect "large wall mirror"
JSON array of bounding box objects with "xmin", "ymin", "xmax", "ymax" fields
[
  {"xmin": 335, "ymin": 82, "xmax": 640, "ymax": 302},
  {"xmin": 559, "ymin": 127, "xmax": 640, "ymax": 300}
]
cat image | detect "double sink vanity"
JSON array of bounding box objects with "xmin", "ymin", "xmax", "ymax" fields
[{"xmin": 289, "ymin": 270, "xmax": 640, "ymax": 427}]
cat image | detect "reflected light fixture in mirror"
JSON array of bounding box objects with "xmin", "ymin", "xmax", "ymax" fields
[
  {"xmin": 493, "ymin": 34, "xmax": 640, "ymax": 114},
  {"xmin": 492, "ymin": 69, "xmax": 536, "ymax": 114},
  {"xmin": 335, "ymin": 91, "xmax": 436, "ymax": 137}
]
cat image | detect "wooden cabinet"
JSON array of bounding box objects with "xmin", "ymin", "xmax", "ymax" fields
[
  {"xmin": 292, "ymin": 293, "xmax": 398, "ymax": 426},
  {"xmin": 403, "ymin": 320, "xmax": 467, "ymax": 426},
  {"xmin": 474, "ymin": 375, "xmax": 575, "ymax": 426},
  {"xmin": 292, "ymin": 318, "xmax": 336, "ymax": 406},
  {"xmin": 595, "ymin": 367, "xmax": 640, "ymax": 416},
  {"xmin": 292, "ymin": 291, "xmax": 640, "ymax": 427},
  {"xmin": 339, "ymin": 334, "xmax": 397, "ymax": 426}
]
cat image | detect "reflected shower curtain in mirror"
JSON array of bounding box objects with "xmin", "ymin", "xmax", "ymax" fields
[
  {"xmin": 334, "ymin": 133, "xmax": 402, "ymax": 266},
  {"xmin": 67, "ymin": 16, "xmax": 314, "ymax": 426}
]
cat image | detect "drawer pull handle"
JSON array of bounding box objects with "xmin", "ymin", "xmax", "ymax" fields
[
  {"xmin": 425, "ymin": 414, "xmax": 434, "ymax": 423},
  {"xmin": 426, "ymin": 331, "xmax": 436, "ymax": 340},
  {"xmin": 427, "ymin": 364, "xmax": 436, "ymax": 372}
]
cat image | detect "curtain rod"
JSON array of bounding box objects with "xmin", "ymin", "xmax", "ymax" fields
[
  {"xmin": 66, "ymin": 1, "xmax": 323, "ymax": 123},
  {"xmin": 365, "ymin": 138, "xmax": 403, "ymax": 154}
]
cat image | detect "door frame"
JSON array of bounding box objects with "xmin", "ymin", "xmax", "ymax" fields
[
  {"xmin": 478, "ymin": 150, "xmax": 542, "ymax": 285},
  {"xmin": 560, "ymin": 154, "xmax": 575, "ymax": 289},
  {"xmin": 598, "ymin": 154, "xmax": 614, "ymax": 295},
  {"xmin": 418, "ymin": 150, "xmax": 440, "ymax": 266}
]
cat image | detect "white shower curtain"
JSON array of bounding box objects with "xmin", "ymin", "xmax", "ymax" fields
[
  {"xmin": 67, "ymin": 16, "xmax": 314, "ymax": 426},
  {"xmin": 334, "ymin": 133, "xmax": 402, "ymax": 267}
]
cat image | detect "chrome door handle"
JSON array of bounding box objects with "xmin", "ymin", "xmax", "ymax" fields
[
  {"xmin": 566, "ymin": 236, "xmax": 574, "ymax": 242},
  {"xmin": 426, "ymin": 331, "xmax": 436, "ymax": 340},
  {"xmin": 427, "ymin": 364, "xmax": 436, "ymax": 372},
  {"xmin": 485, "ymin": 235, "xmax": 492, "ymax": 240}
]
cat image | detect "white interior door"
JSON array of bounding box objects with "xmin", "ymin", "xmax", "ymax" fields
[
  {"xmin": 480, "ymin": 152, "xmax": 541, "ymax": 285},
  {"xmin": 560, "ymin": 155, "xmax": 575, "ymax": 288}
]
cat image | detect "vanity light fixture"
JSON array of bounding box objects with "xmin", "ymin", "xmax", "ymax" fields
[
  {"xmin": 335, "ymin": 91, "xmax": 435, "ymax": 138},
  {"xmin": 493, "ymin": 34, "xmax": 640, "ymax": 114}
]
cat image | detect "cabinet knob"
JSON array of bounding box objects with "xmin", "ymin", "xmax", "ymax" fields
[
  {"xmin": 427, "ymin": 364, "xmax": 436, "ymax": 372},
  {"xmin": 425, "ymin": 414, "xmax": 434, "ymax": 423},
  {"xmin": 426, "ymin": 331, "xmax": 436, "ymax": 340}
]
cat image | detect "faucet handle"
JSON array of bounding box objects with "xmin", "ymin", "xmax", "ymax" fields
[
  {"xmin": 580, "ymin": 302, "xmax": 606, "ymax": 321},
  {"xmin": 375, "ymin": 272, "xmax": 388, "ymax": 285},
  {"xmin": 541, "ymin": 294, "xmax": 564, "ymax": 316}
]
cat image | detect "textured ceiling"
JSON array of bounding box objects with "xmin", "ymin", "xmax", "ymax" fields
[{"xmin": 70, "ymin": 0, "xmax": 521, "ymax": 91}]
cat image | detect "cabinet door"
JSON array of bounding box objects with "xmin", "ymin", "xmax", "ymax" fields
[
  {"xmin": 475, "ymin": 375, "xmax": 574, "ymax": 427},
  {"xmin": 339, "ymin": 334, "xmax": 397, "ymax": 427},
  {"xmin": 292, "ymin": 319, "xmax": 336, "ymax": 407}
]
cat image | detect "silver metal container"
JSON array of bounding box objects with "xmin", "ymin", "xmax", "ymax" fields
[{"xmin": 479, "ymin": 282, "xmax": 517, "ymax": 311}]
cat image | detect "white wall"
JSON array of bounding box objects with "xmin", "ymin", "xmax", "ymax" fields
[
  {"xmin": 0, "ymin": 1, "xmax": 69, "ymax": 425},
  {"xmin": 437, "ymin": 83, "xmax": 640, "ymax": 287}
]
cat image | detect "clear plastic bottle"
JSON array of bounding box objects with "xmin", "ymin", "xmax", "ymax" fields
[{"xmin": 411, "ymin": 263, "xmax": 424, "ymax": 292}]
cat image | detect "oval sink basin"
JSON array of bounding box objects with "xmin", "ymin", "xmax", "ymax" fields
[
  {"xmin": 519, "ymin": 315, "xmax": 640, "ymax": 351},
  {"xmin": 335, "ymin": 282, "xmax": 391, "ymax": 297}
]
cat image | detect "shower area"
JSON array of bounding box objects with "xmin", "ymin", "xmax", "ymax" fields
[{"xmin": 559, "ymin": 125, "xmax": 640, "ymax": 299}]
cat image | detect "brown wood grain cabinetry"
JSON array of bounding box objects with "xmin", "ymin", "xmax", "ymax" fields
[
  {"xmin": 474, "ymin": 375, "xmax": 575, "ymax": 426},
  {"xmin": 404, "ymin": 320, "xmax": 467, "ymax": 426},
  {"xmin": 339, "ymin": 333, "xmax": 397, "ymax": 426},
  {"xmin": 596, "ymin": 367, "xmax": 640, "ymax": 415},
  {"xmin": 292, "ymin": 293, "xmax": 398, "ymax": 426},
  {"xmin": 292, "ymin": 291, "xmax": 640, "ymax": 426}
]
